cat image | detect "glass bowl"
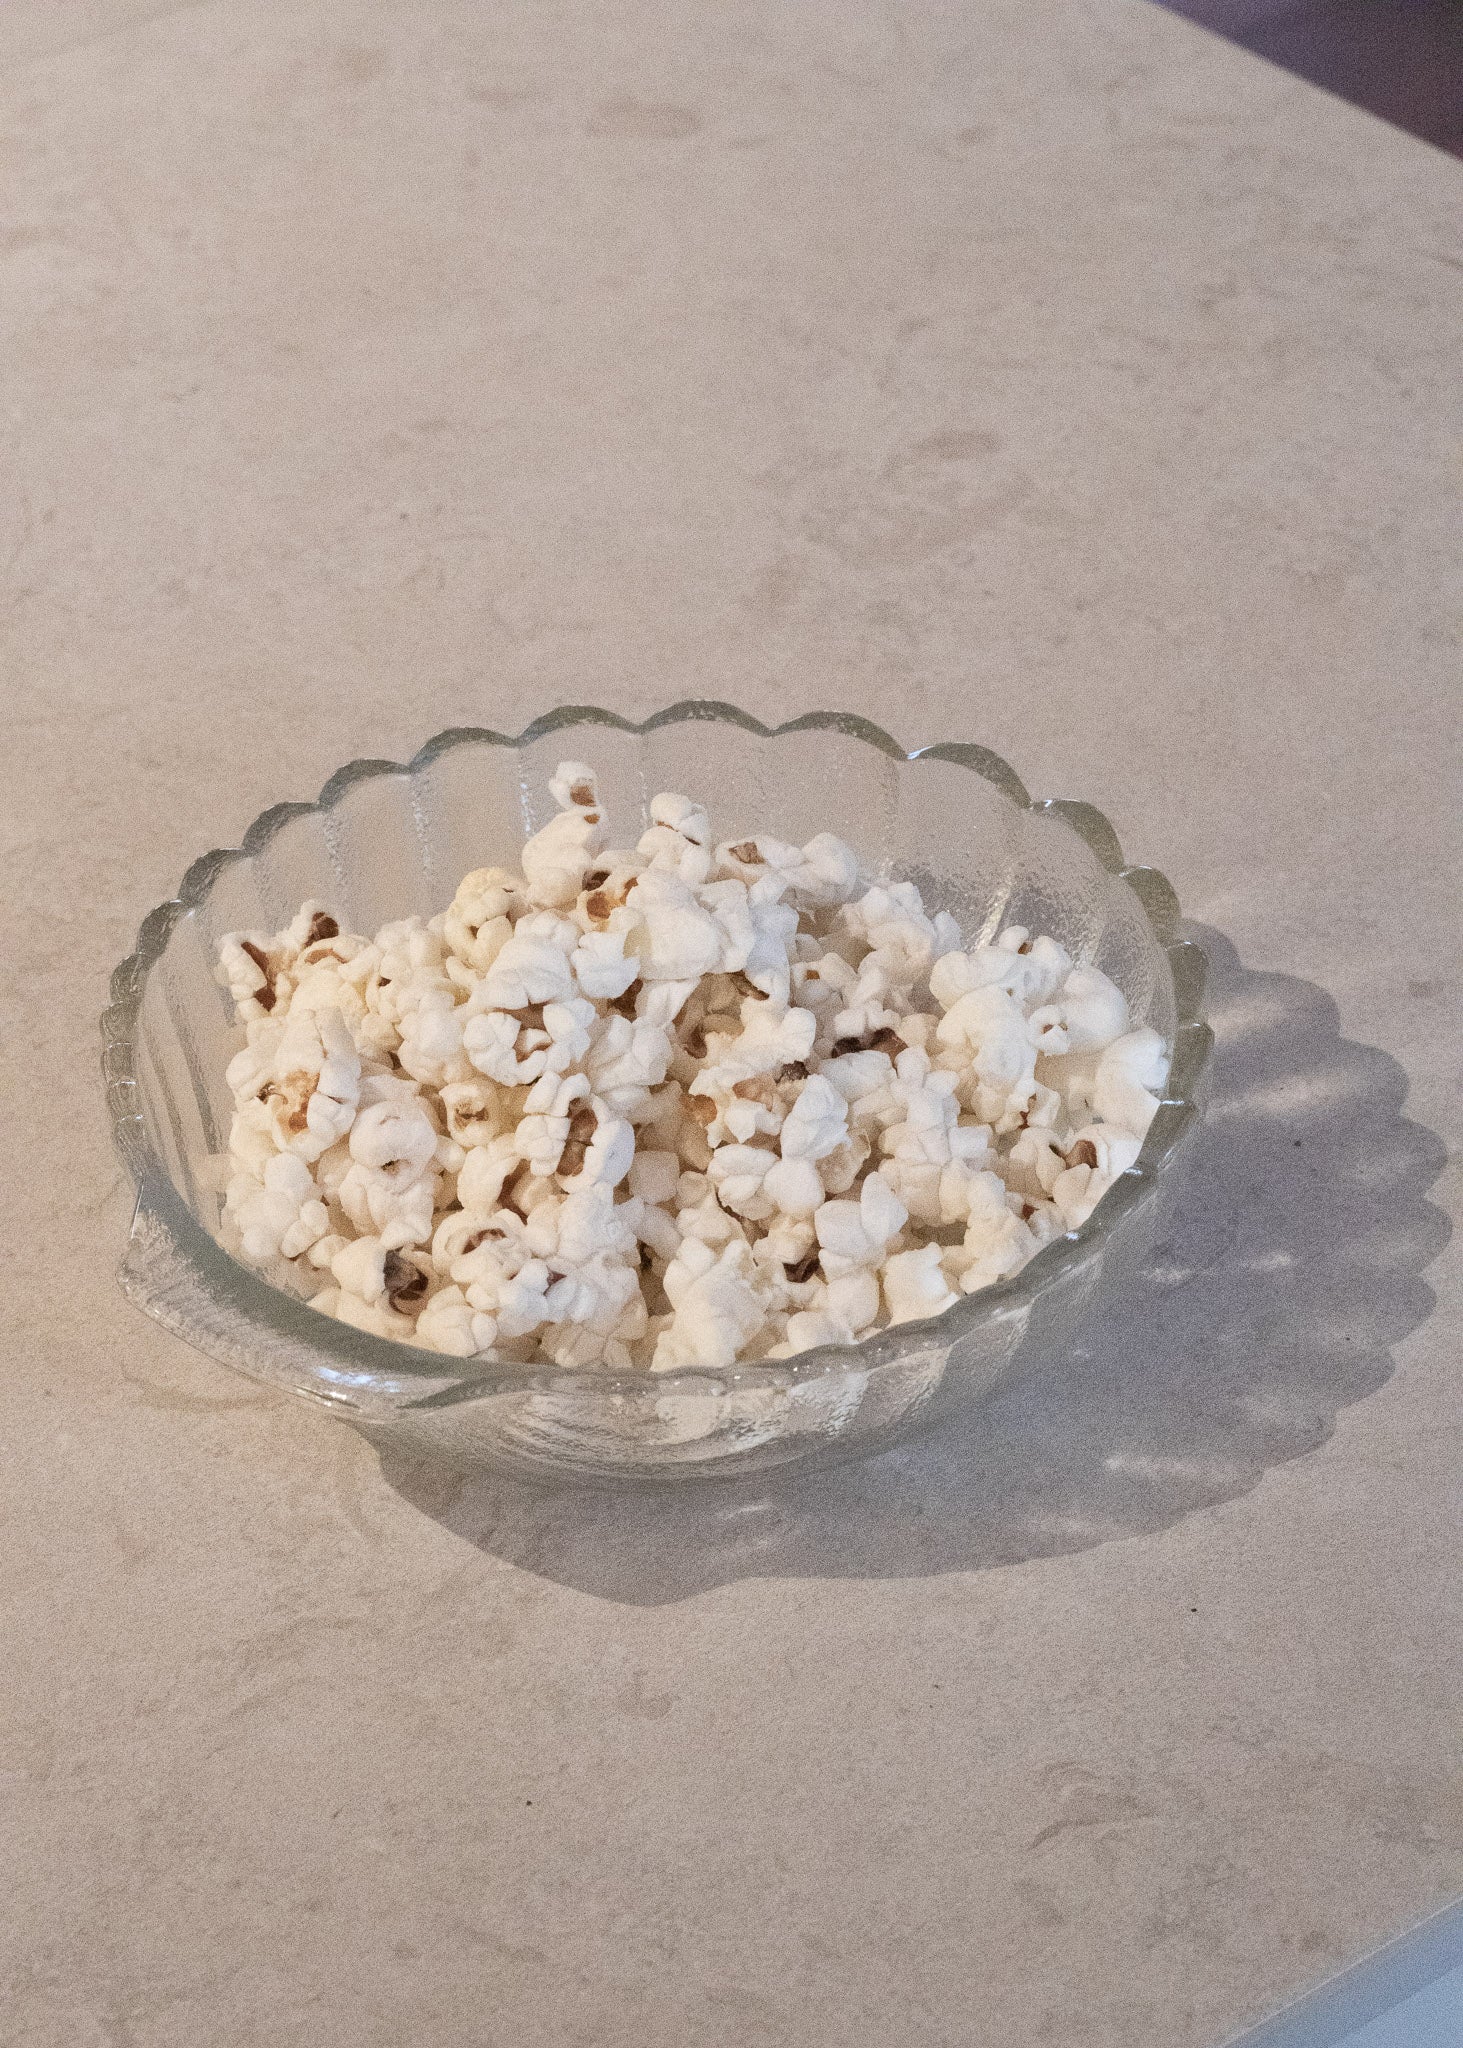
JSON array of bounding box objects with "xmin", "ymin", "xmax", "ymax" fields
[{"xmin": 103, "ymin": 704, "xmax": 1211, "ymax": 1488}]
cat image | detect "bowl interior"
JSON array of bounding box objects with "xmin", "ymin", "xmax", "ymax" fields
[{"xmin": 125, "ymin": 714, "xmax": 1179, "ymax": 1247}]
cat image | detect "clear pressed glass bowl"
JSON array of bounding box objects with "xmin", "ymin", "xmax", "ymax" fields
[{"xmin": 104, "ymin": 705, "xmax": 1211, "ymax": 1489}]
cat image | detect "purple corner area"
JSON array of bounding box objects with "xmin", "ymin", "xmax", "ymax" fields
[
  {"xmin": 1225, "ymin": 1899, "xmax": 1463, "ymax": 2048},
  {"xmin": 1157, "ymin": 0, "xmax": 1463, "ymax": 157}
]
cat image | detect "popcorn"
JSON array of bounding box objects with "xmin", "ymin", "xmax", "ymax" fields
[
  {"xmin": 416, "ymin": 1284, "xmax": 498, "ymax": 1357},
  {"xmin": 653, "ymin": 1238, "xmax": 768, "ymax": 1370},
  {"xmin": 706, "ymin": 1142, "xmax": 779, "ymax": 1220},
  {"xmin": 455, "ymin": 1133, "xmax": 525, "ymax": 1212},
  {"xmin": 775, "ymin": 1310, "xmax": 854, "ymax": 1356},
  {"xmin": 586, "ymin": 1012, "xmax": 673, "ymax": 1103},
  {"xmin": 549, "ymin": 760, "xmax": 600, "ymax": 811},
  {"xmin": 337, "ymin": 1159, "xmax": 437, "ymax": 1250},
  {"xmin": 475, "ymin": 913, "xmax": 580, "ymax": 1009},
  {"xmin": 820, "ymin": 1049, "xmax": 899, "ymax": 1123},
  {"xmin": 451, "ymin": 1213, "xmax": 533, "ymax": 1301},
  {"xmin": 516, "ymin": 1070, "xmax": 593, "ymax": 1178},
  {"xmin": 494, "ymin": 1261, "xmax": 555, "ymax": 1339},
  {"xmin": 636, "ymin": 1201, "xmax": 682, "ymax": 1264},
  {"xmin": 934, "ymin": 984, "xmax": 1040, "ymax": 1127},
  {"xmin": 876, "ymin": 1052, "xmax": 990, "ymax": 1223},
  {"xmin": 628, "ymin": 1147, "xmax": 680, "ymax": 1208},
  {"xmin": 217, "ymin": 761, "xmax": 1167, "ymax": 1368},
  {"xmin": 788, "ymin": 833, "xmax": 861, "ymax": 907},
  {"xmin": 1093, "ymin": 1028, "xmax": 1168, "ymax": 1137},
  {"xmin": 561, "ymin": 1106, "xmax": 635, "ymax": 1190},
  {"xmin": 542, "ymin": 998, "xmax": 597, "ymax": 1073},
  {"xmin": 777, "ymin": 1074, "xmax": 850, "ymax": 1161},
  {"xmin": 228, "ymin": 1004, "xmax": 361, "ymax": 1165},
  {"xmin": 328, "ymin": 1288, "xmax": 418, "ymax": 1340},
  {"xmin": 364, "ymin": 920, "xmax": 450, "ymax": 1029},
  {"xmin": 570, "ymin": 927, "xmax": 640, "ymax": 1000},
  {"xmin": 816, "ymin": 1131, "xmax": 871, "ymax": 1196},
  {"xmin": 792, "ymin": 948, "xmax": 856, "ymax": 1019},
  {"xmin": 546, "ymin": 1183, "xmax": 643, "ymax": 1266},
  {"xmin": 883, "ymin": 1243, "xmax": 958, "ymax": 1325},
  {"xmin": 330, "ymin": 1233, "xmax": 390, "ymax": 1302},
  {"xmin": 824, "ymin": 1266, "xmax": 881, "ymax": 1333},
  {"xmin": 831, "ymin": 955, "xmax": 904, "ymax": 1046},
  {"xmin": 675, "ymin": 1188, "xmax": 747, "ymax": 1251},
  {"xmin": 813, "ymin": 1170, "xmax": 908, "ymax": 1275},
  {"xmin": 843, "ymin": 883, "xmax": 940, "ymax": 983},
  {"xmin": 690, "ymin": 1000, "xmax": 817, "ymax": 1108},
  {"xmin": 930, "ymin": 931, "xmax": 1071, "ymax": 1011},
  {"xmin": 699, "ymin": 878, "xmax": 801, "ymax": 1001},
  {"xmin": 761, "ymin": 1154, "xmax": 824, "ymax": 1217},
  {"xmin": 442, "ymin": 867, "xmax": 525, "ymax": 969},
  {"xmin": 752, "ymin": 1210, "xmax": 816, "ymax": 1272},
  {"xmin": 1028, "ymin": 963, "xmax": 1129, "ymax": 1055},
  {"xmin": 462, "ymin": 1008, "xmax": 551, "ymax": 1085},
  {"xmin": 521, "ymin": 766, "xmax": 606, "ymax": 907},
  {"xmin": 636, "ymin": 978, "xmax": 699, "ymax": 1033},
  {"xmin": 349, "ymin": 1095, "xmax": 438, "ymax": 1178},
  {"xmin": 1050, "ymin": 1124, "xmax": 1143, "ymax": 1229},
  {"xmin": 944, "ymin": 1173, "xmax": 1038, "ymax": 1291},
  {"xmin": 396, "ymin": 987, "xmax": 466, "ymax": 1086},
  {"xmin": 229, "ymin": 1152, "xmax": 330, "ymax": 1264},
  {"xmin": 624, "ymin": 870, "xmax": 726, "ymax": 981},
  {"xmin": 638, "ymin": 791, "xmax": 714, "ymax": 885},
  {"xmin": 217, "ymin": 931, "xmax": 279, "ymax": 1018}
]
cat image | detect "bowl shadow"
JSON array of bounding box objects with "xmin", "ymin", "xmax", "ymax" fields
[{"xmin": 372, "ymin": 927, "xmax": 1450, "ymax": 1604}]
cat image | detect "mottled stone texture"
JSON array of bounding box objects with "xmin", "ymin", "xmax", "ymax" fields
[{"xmin": 2, "ymin": 4, "xmax": 1459, "ymax": 2045}]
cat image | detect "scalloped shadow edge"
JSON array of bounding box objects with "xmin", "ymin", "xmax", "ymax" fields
[{"xmin": 103, "ymin": 703, "xmax": 1212, "ymax": 1407}]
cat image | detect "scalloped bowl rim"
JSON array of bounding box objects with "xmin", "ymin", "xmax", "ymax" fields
[{"xmin": 102, "ymin": 702, "xmax": 1212, "ymax": 1409}]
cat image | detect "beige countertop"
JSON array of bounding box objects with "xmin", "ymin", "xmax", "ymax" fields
[{"xmin": 4, "ymin": 3, "xmax": 1460, "ymax": 2043}]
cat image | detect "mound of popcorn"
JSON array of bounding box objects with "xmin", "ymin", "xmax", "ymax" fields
[{"xmin": 217, "ymin": 763, "xmax": 1168, "ymax": 1370}]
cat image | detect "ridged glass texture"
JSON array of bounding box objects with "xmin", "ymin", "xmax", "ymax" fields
[{"xmin": 103, "ymin": 705, "xmax": 1212, "ymax": 1488}]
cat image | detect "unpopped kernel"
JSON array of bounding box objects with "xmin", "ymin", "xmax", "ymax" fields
[{"xmin": 217, "ymin": 763, "xmax": 1166, "ymax": 1368}]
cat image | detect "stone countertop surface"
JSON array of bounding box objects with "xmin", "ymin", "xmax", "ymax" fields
[{"xmin": 3, "ymin": 3, "xmax": 1460, "ymax": 2044}]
